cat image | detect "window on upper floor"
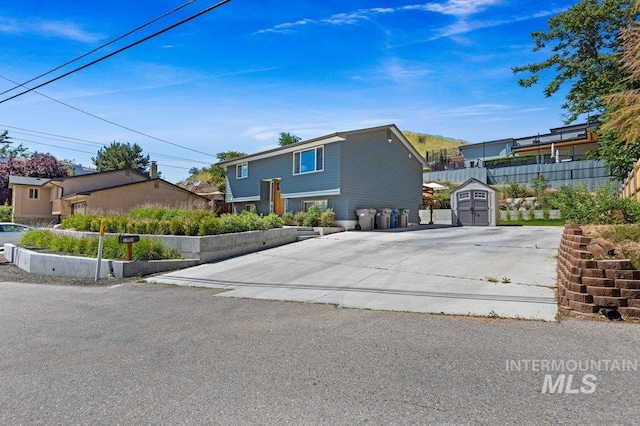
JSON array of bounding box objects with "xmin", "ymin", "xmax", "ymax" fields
[
  {"xmin": 28, "ymin": 188, "xmax": 39, "ymax": 199},
  {"xmin": 236, "ymin": 162, "xmax": 248, "ymax": 179},
  {"xmin": 294, "ymin": 146, "xmax": 323, "ymax": 175}
]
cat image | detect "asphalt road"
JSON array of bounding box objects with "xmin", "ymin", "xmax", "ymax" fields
[{"xmin": 0, "ymin": 282, "xmax": 638, "ymax": 425}]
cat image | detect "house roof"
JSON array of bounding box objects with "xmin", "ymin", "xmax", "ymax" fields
[
  {"xmin": 217, "ymin": 124, "xmax": 427, "ymax": 168},
  {"xmin": 60, "ymin": 178, "xmax": 209, "ymax": 201},
  {"xmin": 8, "ymin": 176, "xmax": 53, "ymax": 187},
  {"xmin": 50, "ymin": 167, "xmax": 149, "ymax": 183}
]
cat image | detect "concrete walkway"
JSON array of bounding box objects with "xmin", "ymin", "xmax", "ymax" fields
[{"xmin": 148, "ymin": 225, "xmax": 563, "ymax": 321}]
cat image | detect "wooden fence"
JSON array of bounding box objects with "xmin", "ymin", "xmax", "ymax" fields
[{"xmin": 619, "ymin": 158, "xmax": 640, "ymax": 201}]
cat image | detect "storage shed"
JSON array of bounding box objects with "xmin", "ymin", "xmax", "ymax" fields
[{"xmin": 450, "ymin": 178, "xmax": 499, "ymax": 226}]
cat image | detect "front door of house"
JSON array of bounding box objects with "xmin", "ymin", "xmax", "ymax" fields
[{"xmin": 273, "ymin": 179, "xmax": 284, "ymax": 215}]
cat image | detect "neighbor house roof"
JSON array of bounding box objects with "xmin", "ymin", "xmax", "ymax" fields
[
  {"xmin": 8, "ymin": 176, "xmax": 54, "ymax": 187},
  {"xmin": 59, "ymin": 178, "xmax": 209, "ymax": 202},
  {"xmin": 50, "ymin": 167, "xmax": 149, "ymax": 184},
  {"xmin": 217, "ymin": 124, "xmax": 427, "ymax": 168}
]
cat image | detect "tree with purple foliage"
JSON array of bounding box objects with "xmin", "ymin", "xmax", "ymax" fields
[{"xmin": 0, "ymin": 152, "xmax": 68, "ymax": 204}]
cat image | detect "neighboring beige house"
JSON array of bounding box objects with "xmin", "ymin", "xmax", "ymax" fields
[{"xmin": 9, "ymin": 168, "xmax": 209, "ymax": 225}]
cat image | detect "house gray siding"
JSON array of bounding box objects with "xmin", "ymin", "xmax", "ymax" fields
[
  {"xmin": 226, "ymin": 143, "xmax": 341, "ymax": 214},
  {"xmin": 339, "ymin": 129, "xmax": 423, "ymax": 223}
]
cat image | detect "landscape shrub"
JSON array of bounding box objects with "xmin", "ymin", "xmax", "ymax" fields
[
  {"xmin": 293, "ymin": 211, "xmax": 306, "ymax": 226},
  {"xmin": 547, "ymin": 183, "xmax": 640, "ymax": 224},
  {"xmin": 0, "ymin": 201, "xmax": 11, "ymax": 221},
  {"xmin": 319, "ymin": 208, "xmax": 336, "ymax": 227},
  {"xmin": 262, "ymin": 213, "xmax": 284, "ymax": 229},
  {"xmin": 500, "ymin": 182, "xmax": 534, "ymax": 199},
  {"xmin": 516, "ymin": 210, "xmax": 524, "ymax": 221},
  {"xmin": 199, "ymin": 216, "xmax": 221, "ymax": 235},
  {"xmin": 59, "ymin": 207, "xmax": 286, "ymax": 236},
  {"xmin": 281, "ymin": 212, "xmax": 296, "ymax": 226},
  {"xmin": 303, "ymin": 205, "xmax": 321, "ymax": 227},
  {"xmin": 17, "ymin": 229, "xmax": 180, "ymax": 260}
]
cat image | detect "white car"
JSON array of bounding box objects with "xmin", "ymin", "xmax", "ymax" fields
[{"xmin": 0, "ymin": 222, "xmax": 33, "ymax": 246}]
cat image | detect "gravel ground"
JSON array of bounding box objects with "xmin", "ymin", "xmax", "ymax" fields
[{"xmin": 0, "ymin": 251, "xmax": 136, "ymax": 286}]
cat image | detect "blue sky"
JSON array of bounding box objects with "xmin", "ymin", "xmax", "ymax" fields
[{"xmin": 0, "ymin": 0, "xmax": 580, "ymax": 182}]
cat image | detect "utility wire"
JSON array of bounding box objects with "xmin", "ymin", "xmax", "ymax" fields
[
  {"xmin": 5, "ymin": 126, "xmax": 214, "ymax": 164},
  {"xmin": 11, "ymin": 138, "xmax": 194, "ymax": 171},
  {"xmin": 0, "ymin": 75, "xmax": 218, "ymax": 158},
  {"xmin": 0, "ymin": 0, "xmax": 198, "ymax": 98},
  {"xmin": 0, "ymin": 0, "xmax": 231, "ymax": 105}
]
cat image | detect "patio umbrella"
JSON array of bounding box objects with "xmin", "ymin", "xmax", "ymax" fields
[{"xmin": 423, "ymin": 182, "xmax": 447, "ymax": 190}]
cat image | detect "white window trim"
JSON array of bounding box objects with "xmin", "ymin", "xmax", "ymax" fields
[
  {"xmin": 236, "ymin": 162, "xmax": 248, "ymax": 179},
  {"xmin": 458, "ymin": 191, "xmax": 470, "ymax": 201},
  {"xmin": 302, "ymin": 199, "xmax": 328, "ymax": 211},
  {"xmin": 293, "ymin": 146, "xmax": 324, "ymax": 175},
  {"xmin": 244, "ymin": 203, "xmax": 256, "ymax": 212}
]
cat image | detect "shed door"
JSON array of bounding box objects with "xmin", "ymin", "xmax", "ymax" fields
[{"xmin": 457, "ymin": 190, "xmax": 489, "ymax": 226}]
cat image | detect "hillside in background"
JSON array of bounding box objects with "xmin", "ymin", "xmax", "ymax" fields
[{"xmin": 402, "ymin": 131, "xmax": 468, "ymax": 156}]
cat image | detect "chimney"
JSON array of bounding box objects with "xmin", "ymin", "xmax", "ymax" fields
[{"xmin": 150, "ymin": 161, "xmax": 158, "ymax": 179}]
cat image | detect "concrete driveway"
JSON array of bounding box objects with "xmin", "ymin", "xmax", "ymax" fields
[{"xmin": 148, "ymin": 226, "xmax": 563, "ymax": 321}]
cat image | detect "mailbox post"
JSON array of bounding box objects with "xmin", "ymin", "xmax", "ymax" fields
[{"xmin": 118, "ymin": 235, "xmax": 140, "ymax": 261}]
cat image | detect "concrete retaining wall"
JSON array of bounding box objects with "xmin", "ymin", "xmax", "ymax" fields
[
  {"xmin": 51, "ymin": 228, "xmax": 298, "ymax": 263},
  {"xmin": 500, "ymin": 210, "xmax": 561, "ymax": 220},
  {"xmin": 419, "ymin": 209, "xmax": 452, "ymax": 225},
  {"xmin": 6, "ymin": 228, "xmax": 298, "ymax": 279},
  {"xmin": 3, "ymin": 244, "xmax": 200, "ymax": 279}
]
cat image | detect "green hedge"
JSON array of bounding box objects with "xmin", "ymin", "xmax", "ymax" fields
[
  {"xmin": 61, "ymin": 208, "xmax": 283, "ymax": 236},
  {"xmin": 18, "ymin": 229, "xmax": 181, "ymax": 260}
]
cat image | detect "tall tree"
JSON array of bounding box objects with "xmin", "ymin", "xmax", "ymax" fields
[
  {"xmin": 92, "ymin": 142, "xmax": 150, "ymax": 174},
  {"xmin": 0, "ymin": 130, "xmax": 28, "ymax": 159},
  {"xmin": 278, "ymin": 132, "xmax": 301, "ymax": 146},
  {"xmin": 513, "ymin": 0, "xmax": 638, "ymax": 123},
  {"xmin": 0, "ymin": 152, "xmax": 67, "ymax": 203},
  {"xmin": 210, "ymin": 151, "xmax": 246, "ymax": 193},
  {"xmin": 602, "ymin": 0, "xmax": 640, "ymax": 141}
]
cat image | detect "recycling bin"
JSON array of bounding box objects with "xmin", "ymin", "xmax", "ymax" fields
[
  {"xmin": 399, "ymin": 209, "xmax": 410, "ymax": 228},
  {"xmin": 355, "ymin": 208, "xmax": 375, "ymax": 231},
  {"xmin": 390, "ymin": 208, "xmax": 400, "ymax": 228},
  {"xmin": 375, "ymin": 208, "xmax": 392, "ymax": 229}
]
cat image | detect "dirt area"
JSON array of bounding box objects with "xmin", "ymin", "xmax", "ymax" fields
[
  {"xmin": 581, "ymin": 224, "xmax": 640, "ymax": 269},
  {"xmin": 0, "ymin": 252, "xmax": 136, "ymax": 286}
]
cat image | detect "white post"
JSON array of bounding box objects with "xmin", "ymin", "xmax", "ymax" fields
[{"xmin": 95, "ymin": 219, "xmax": 105, "ymax": 281}]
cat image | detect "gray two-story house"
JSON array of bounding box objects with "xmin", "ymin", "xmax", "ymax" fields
[{"xmin": 218, "ymin": 124, "xmax": 427, "ymax": 229}]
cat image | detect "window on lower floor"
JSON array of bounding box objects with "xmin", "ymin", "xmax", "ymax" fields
[
  {"xmin": 244, "ymin": 203, "xmax": 256, "ymax": 212},
  {"xmin": 28, "ymin": 188, "xmax": 39, "ymax": 199},
  {"xmin": 302, "ymin": 199, "xmax": 328, "ymax": 211}
]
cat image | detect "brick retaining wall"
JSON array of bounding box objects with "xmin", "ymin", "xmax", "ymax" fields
[{"xmin": 557, "ymin": 224, "xmax": 640, "ymax": 318}]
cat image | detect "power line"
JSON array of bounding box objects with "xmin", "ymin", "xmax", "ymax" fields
[
  {"xmin": 10, "ymin": 138, "xmax": 194, "ymax": 171},
  {"xmin": 5, "ymin": 126, "xmax": 214, "ymax": 165},
  {"xmin": 0, "ymin": 0, "xmax": 232, "ymax": 105},
  {"xmin": 0, "ymin": 75, "xmax": 219, "ymax": 158},
  {"xmin": 0, "ymin": 0, "xmax": 198, "ymax": 98}
]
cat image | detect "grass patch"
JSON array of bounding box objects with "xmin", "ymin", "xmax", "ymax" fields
[
  {"xmin": 18, "ymin": 229, "xmax": 181, "ymax": 261},
  {"xmin": 499, "ymin": 219, "xmax": 565, "ymax": 226}
]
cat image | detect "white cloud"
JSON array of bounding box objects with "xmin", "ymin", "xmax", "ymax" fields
[
  {"xmin": 255, "ymin": 7, "xmax": 394, "ymax": 35},
  {"xmin": 406, "ymin": 0, "xmax": 502, "ymax": 17},
  {"xmin": 0, "ymin": 17, "xmax": 103, "ymax": 42}
]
